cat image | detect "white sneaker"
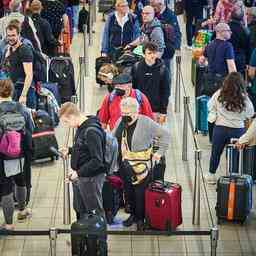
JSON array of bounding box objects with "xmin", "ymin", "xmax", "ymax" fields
[{"xmin": 205, "ymin": 173, "xmax": 217, "ymax": 185}]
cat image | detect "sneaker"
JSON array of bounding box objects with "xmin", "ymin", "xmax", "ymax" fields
[
  {"xmin": 136, "ymin": 220, "xmax": 144, "ymax": 231},
  {"xmin": 205, "ymin": 173, "xmax": 217, "ymax": 185},
  {"xmin": 17, "ymin": 208, "xmax": 32, "ymax": 222},
  {"xmin": 185, "ymin": 45, "xmax": 193, "ymax": 50},
  {"xmin": 122, "ymin": 215, "xmax": 136, "ymax": 227}
]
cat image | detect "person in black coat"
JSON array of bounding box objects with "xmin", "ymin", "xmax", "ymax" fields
[
  {"xmin": 228, "ymin": 5, "xmax": 251, "ymax": 75},
  {"xmin": 184, "ymin": 0, "xmax": 208, "ymax": 49},
  {"xmin": 59, "ymin": 102, "xmax": 107, "ymax": 219},
  {"xmin": 30, "ymin": 0, "xmax": 59, "ymax": 56},
  {"xmin": 131, "ymin": 42, "xmax": 170, "ymax": 125}
]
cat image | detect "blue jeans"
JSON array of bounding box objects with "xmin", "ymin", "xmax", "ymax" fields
[
  {"xmin": 13, "ymin": 83, "xmax": 37, "ymax": 109},
  {"xmin": 72, "ymin": 5, "xmax": 79, "ymax": 30},
  {"xmin": 209, "ymin": 125, "xmax": 245, "ymax": 174}
]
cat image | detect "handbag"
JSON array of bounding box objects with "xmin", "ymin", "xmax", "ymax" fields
[
  {"xmin": 174, "ymin": 0, "xmax": 184, "ymax": 15},
  {"xmin": 4, "ymin": 158, "xmax": 24, "ymax": 177}
]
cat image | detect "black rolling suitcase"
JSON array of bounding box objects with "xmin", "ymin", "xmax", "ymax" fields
[
  {"xmin": 32, "ymin": 110, "xmax": 58, "ymax": 161},
  {"xmin": 71, "ymin": 212, "xmax": 108, "ymax": 256},
  {"xmin": 216, "ymin": 144, "xmax": 253, "ymax": 224},
  {"xmin": 48, "ymin": 57, "xmax": 76, "ymax": 103}
]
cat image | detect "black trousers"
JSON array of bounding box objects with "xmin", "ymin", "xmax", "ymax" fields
[{"xmin": 120, "ymin": 161, "xmax": 150, "ymax": 221}]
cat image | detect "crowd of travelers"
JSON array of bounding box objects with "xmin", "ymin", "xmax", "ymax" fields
[{"xmin": 0, "ymin": 0, "xmax": 256, "ymax": 238}]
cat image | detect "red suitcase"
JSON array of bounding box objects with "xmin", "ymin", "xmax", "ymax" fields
[{"xmin": 145, "ymin": 181, "xmax": 182, "ymax": 230}]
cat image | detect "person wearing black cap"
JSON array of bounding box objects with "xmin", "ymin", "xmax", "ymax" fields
[{"xmin": 98, "ymin": 73, "xmax": 154, "ymax": 130}]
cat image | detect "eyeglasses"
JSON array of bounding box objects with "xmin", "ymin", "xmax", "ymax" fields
[{"xmin": 221, "ymin": 29, "xmax": 232, "ymax": 32}]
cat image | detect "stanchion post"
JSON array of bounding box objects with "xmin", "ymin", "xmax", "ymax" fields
[
  {"xmin": 63, "ymin": 158, "xmax": 71, "ymax": 225},
  {"xmin": 93, "ymin": 0, "xmax": 96, "ymax": 24},
  {"xmin": 79, "ymin": 57, "xmax": 86, "ymax": 112},
  {"xmin": 71, "ymin": 95, "xmax": 78, "ymax": 143},
  {"xmin": 83, "ymin": 25, "xmax": 89, "ymax": 77},
  {"xmin": 88, "ymin": 1, "xmax": 93, "ymax": 46},
  {"xmin": 182, "ymin": 96, "xmax": 189, "ymax": 161},
  {"xmin": 174, "ymin": 55, "xmax": 181, "ymax": 113},
  {"xmin": 210, "ymin": 226, "xmax": 219, "ymax": 256},
  {"xmin": 49, "ymin": 227, "xmax": 58, "ymax": 256},
  {"xmin": 192, "ymin": 149, "xmax": 202, "ymax": 225}
]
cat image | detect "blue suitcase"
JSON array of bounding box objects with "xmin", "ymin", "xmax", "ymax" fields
[{"xmin": 195, "ymin": 95, "xmax": 209, "ymax": 135}]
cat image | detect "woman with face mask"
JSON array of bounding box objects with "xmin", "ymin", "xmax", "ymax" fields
[{"xmin": 112, "ymin": 97, "xmax": 170, "ymax": 230}]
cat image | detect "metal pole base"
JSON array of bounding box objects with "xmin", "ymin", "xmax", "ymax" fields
[{"xmin": 210, "ymin": 226, "xmax": 219, "ymax": 256}]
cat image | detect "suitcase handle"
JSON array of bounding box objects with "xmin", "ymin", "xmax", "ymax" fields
[
  {"xmin": 148, "ymin": 180, "xmax": 180, "ymax": 192},
  {"xmin": 226, "ymin": 141, "xmax": 243, "ymax": 176}
]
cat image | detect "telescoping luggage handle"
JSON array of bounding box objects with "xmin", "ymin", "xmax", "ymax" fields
[
  {"xmin": 149, "ymin": 180, "xmax": 180, "ymax": 193},
  {"xmin": 227, "ymin": 138, "xmax": 243, "ymax": 176}
]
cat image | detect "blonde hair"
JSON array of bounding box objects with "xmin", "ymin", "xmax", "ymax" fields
[
  {"xmin": 120, "ymin": 97, "xmax": 139, "ymax": 113},
  {"xmin": 59, "ymin": 102, "xmax": 80, "ymax": 118},
  {"xmin": 115, "ymin": 0, "xmax": 128, "ymax": 7}
]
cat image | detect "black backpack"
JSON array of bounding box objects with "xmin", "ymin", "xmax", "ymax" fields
[{"xmin": 78, "ymin": 7, "xmax": 89, "ymax": 33}]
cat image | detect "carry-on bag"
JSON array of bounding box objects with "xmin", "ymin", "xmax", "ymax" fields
[
  {"xmin": 78, "ymin": 5, "xmax": 89, "ymax": 33},
  {"xmin": 102, "ymin": 175, "xmax": 123, "ymax": 224},
  {"xmin": 71, "ymin": 212, "xmax": 108, "ymax": 256},
  {"xmin": 145, "ymin": 181, "xmax": 182, "ymax": 230},
  {"xmin": 48, "ymin": 57, "xmax": 76, "ymax": 103},
  {"xmin": 195, "ymin": 95, "xmax": 209, "ymax": 135},
  {"xmin": 191, "ymin": 60, "xmax": 207, "ymax": 97},
  {"xmin": 225, "ymin": 144, "xmax": 256, "ymax": 181},
  {"xmin": 32, "ymin": 110, "xmax": 58, "ymax": 161},
  {"xmin": 95, "ymin": 56, "xmax": 112, "ymax": 85},
  {"xmin": 216, "ymin": 144, "xmax": 253, "ymax": 224}
]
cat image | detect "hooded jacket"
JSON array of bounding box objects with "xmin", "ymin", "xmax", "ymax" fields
[
  {"xmin": 141, "ymin": 17, "xmax": 165, "ymax": 54},
  {"xmin": 131, "ymin": 58, "xmax": 170, "ymax": 114},
  {"xmin": 71, "ymin": 116, "xmax": 106, "ymax": 177}
]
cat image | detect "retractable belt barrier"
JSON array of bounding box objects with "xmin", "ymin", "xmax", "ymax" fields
[
  {"xmin": 0, "ymin": 227, "xmax": 219, "ymax": 256},
  {"xmin": 174, "ymin": 55, "xmax": 216, "ymax": 230}
]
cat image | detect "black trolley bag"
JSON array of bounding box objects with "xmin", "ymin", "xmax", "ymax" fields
[
  {"xmin": 48, "ymin": 57, "xmax": 76, "ymax": 103},
  {"xmin": 32, "ymin": 110, "xmax": 58, "ymax": 161},
  {"xmin": 216, "ymin": 142, "xmax": 253, "ymax": 224},
  {"xmin": 71, "ymin": 211, "xmax": 108, "ymax": 256}
]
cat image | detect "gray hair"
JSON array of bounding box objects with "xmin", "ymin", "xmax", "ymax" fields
[
  {"xmin": 120, "ymin": 97, "xmax": 139, "ymax": 113},
  {"xmin": 9, "ymin": 0, "xmax": 22, "ymax": 12}
]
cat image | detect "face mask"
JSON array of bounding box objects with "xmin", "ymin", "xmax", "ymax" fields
[
  {"xmin": 122, "ymin": 115, "xmax": 133, "ymax": 124},
  {"xmin": 115, "ymin": 88, "xmax": 126, "ymax": 96}
]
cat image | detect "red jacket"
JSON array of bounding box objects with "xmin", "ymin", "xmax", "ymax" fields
[{"xmin": 98, "ymin": 89, "xmax": 154, "ymax": 130}]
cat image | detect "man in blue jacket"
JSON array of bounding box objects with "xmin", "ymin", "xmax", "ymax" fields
[{"xmin": 101, "ymin": 0, "xmax": 141, "ymax": 61}]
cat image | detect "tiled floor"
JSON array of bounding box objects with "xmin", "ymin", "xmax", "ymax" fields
[{"xmin": 0, "ymin": 10, "xmax": 256, "ymax": 256}]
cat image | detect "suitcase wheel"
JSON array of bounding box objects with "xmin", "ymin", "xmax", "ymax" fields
[{"xmin": 145, "ymin": 215, "xmax": 151, "ymax": 230}]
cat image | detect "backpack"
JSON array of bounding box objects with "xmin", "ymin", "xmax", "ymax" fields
[
  {"xmin": 0, "ymin": 103, "xmax": 26, "ymax": 158},
  {"xmin": 85, "ymin": 126, "xmax": 118, "ymax": 174},
  {"xmin": 148, "ymin": 21, "xmax": 176, "ymax": 59},
  {"xmin": 108, "ymin": 89, "xmax": 142, "ymax": 105},
  {"xmin": 21, "ymin": 16, "xmax": 41, "ymax": 52},
  {"xmin": 78, "ymin": 7, "xmax": 89, "ymax": 33}
]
